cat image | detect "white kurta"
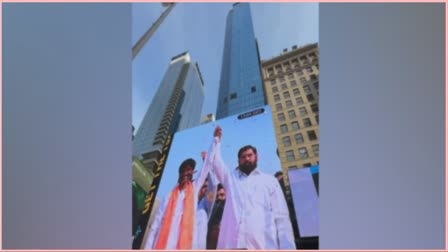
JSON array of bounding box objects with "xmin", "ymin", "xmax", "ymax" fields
[
  {"xmin": 194, "ymin": 198, "xmax": 209, "ymax": 249},
  {"xmin": 209, "ymin": 137, "xmax": 296, "ymax": 249}
]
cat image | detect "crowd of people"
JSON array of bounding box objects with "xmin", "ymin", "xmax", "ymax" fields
[{"xmin": 144, "ymin": 126, "xmax": 296, "ymax": 250}]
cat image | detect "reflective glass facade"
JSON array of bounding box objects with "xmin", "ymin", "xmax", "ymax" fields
[{"xmin": 216, "ymin": 3, "xmax": 266, "ymax": 119}]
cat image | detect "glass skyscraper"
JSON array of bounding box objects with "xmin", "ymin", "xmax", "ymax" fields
[
  {"xmin": 216, "ymin": 3, "xmax": 266, "ymax": 119},
  {"xmin": 133, "ymin": 52, "xmax": 205, "ymax": 171}
]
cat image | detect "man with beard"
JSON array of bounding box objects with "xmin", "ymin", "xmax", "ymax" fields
[
  {"xmin": 144, "ymin": 158, "xmax": 210, "ymax": 250},
  {"xmin": 209, "ymin": 126, "xmax": 295, "ymax": 249}
]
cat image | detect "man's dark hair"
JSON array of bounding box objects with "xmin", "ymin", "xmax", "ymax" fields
[
  {"xmin": 237, "ymin": 145, "xmax": 257, "ymax": 159},
  {"xmin": 275, "ymin": 171, "xmax": 283, "ymax": 177},
  {"xmin": 178, "ymin": 158, "xmax": 196, "ymax": 173},
  {"xmin": 217, "ymin": 183, "xmax": 224, "ymax": 191}
]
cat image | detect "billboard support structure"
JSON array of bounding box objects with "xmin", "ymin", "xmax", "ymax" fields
[{"xmin": 132, "ymin": 134, "xmax": 174, "ymax": 249}]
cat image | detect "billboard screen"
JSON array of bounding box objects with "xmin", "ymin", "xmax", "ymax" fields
[
  {"xmin": 142, "ymin": 106, "xmax": 299, "ymax": 250},
  {"xmin": 288, "ymin": 166, "xmax": 319, "ymax": 238}
]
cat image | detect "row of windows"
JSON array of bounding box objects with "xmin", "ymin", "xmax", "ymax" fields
[
  {"xmin": 281, "ymin": 130, "xmax": 318, "ymax": 146},
  {"xmin": 266, "ymin": 52, "xmax": 319, "ymax": 76},
  {"xmin": 279, "ymin": 118, "xmax": 315, "ymax": 133},
  {"xmin": 273, "ymin": 88, "xmax": 302, "ymax": 101},
  {"xmin": 272, "ymin": 81, "xmax": 318, "ymax": 95},
  {"xmin": 275, "ymin": 95, "xmax": 316, "ymax": 111},
  {"xmin": 222, "ymin": 86, "xmax": 258, "ymax": 104},
  {"xmin": 285, "ymin": 144, "xmax": 319, "ymax": 161},
  {"xmin": 288, "ymin": 162, "xmax": 318, "ymax": 169},
  {"xmin": 269, "ymin": 66, "xmax": 316, "ymax": 83},
  {"xmin": 276, "ymin": 104, "xmax": 319, "ymax": 121}
]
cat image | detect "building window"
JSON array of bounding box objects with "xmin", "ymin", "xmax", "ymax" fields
[
  {"xmin": 276, "ymin": 103, "xmax": 283, "ymax": 111},
  {"xmin": 274, "ymin": 94, "xmax": 281, "ymax": 102},
  {"xmin": 283, "ymin": 62, "xmax": 291, "ymax": 71},
  {"xmin": 279, "ymin": 76, "xmax": 285, "ymax": 83},
  {"xmin": 286, "ymin": 100, "xmax": 293, "ymax": 108},
  {"xmin": 288, "ymin": 110, "xmax": 296, "ymax": 119},
  {"xmin": 293, "ymin": 88, "xmax": 300, "ymax": 96},
  {"xmin": 230, "ymin": 92, "xmax": 237, "ymax": 100},
  {"xmin": 306, "ymin": 67, "xmax": 313, "ymax": 73},
  {"xmin": 299, "ymin": 107, "xmax": 308, "ymax": 116},
  {"xmin": 277, "ymin": 113, "xmax": 285, "ymax": 121},
  {"xmin": 299, "ymin": 147, "xmax": 309, "ymax": 159},
  {"xmin": 307, "ymin": 130, "xmax": 317, "ymax": 141},
  {"xmin": 316, "ymin": 64, "xmax": 319, "ymax": 69},
  {"xmin": 300, "ymin": 55, "xmax": 308, "ymax": 62},
  {"xmin": 281, "ymin": 83, "xmax": 288, "ymax": 90},
  {"xmin": 272, "ymin": 86, "xmax": 279, "ymax": 93},
  {"xmin": 303, "ymin": 118, "xmax": 312, "ymax": 127},
  {"xmin": 283, "ymin": 136, "xmax": 292, "ymax": 147},
  {"xmin": 300, "ymin": 77, "xmax": 307, "ymax": 83},
  {"xmin": 298, "ymin": 70, "xmax": 304, "ymax": 76},
  {"xmin": 307, "ymin": 94, "xmax": 315, "ymax": 102},
  {"xmin": 295, "ymin": 133, "xmax": 304, "ymax": 144},
  {"xmin": 313, "ymin": 82, "xmax": 319, "ymax": 90},
  {"xmin": 286, "ymin": 150, "xmax": 295, "ymax": 161},
  {"xmin": 292, "ymin": 121, "xmax": 300, "ymax": 131},
  {"xmin": 251, "ymin": 86, "xmax": 256, "ymax": 93},
  {"xmin": 288, "ymin": 73, "xmax": 294, "ymax": 80},
  {"xmin": 275, "ymin": 64, "xmax": 282, "ymax": 73},
  {"xmin": 280, "ymin": 124, "xmax": 288, "ymax": 133},
  {"xmin": 303, "ymin": 85, "xmax": 312, "ymax": 94},
  {"xmin": 291, "ymin": 80, "xmax": 298, "ymax": 87},
  {"xmin": 268, "ymin": 67, "xmax": 274, "ymax": 75},
  {"xmin": 311, "ymin": 104, "xmax": 319, "ymax": 113},
  {"xmin": 283, "ymin": 91, "xmax": 291, "ymax": 99},
  {"xmin": 292, "ymin": 58, "xmax": 299, "ymax": 66},
  {"xmin": 312, "ymin": 144, "xmax": 319, "ymax": 156},
  {"xmin": 271, "ymin": 79, "xmax": 276, "ymax": 85},
  {"xmin": 296, "ymin": 97, "xmax": 304, "ymax": 105},
  {"xmin": 315, "ymin": 115, "xmax": 319, "ymax": 124},
  {"xmin": 310, "ymin": 74, "xmax": 317, "ymax": 81},
  {"xmin": 303, "ymin": 163, "xmax": 312, "ymax": 167}
]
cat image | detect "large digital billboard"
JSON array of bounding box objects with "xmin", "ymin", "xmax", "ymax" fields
[{"xmin": 141, "ymin": 106, "xmax": 300, "ymax": 250}]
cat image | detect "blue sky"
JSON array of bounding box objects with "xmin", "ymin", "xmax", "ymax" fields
[
  {"xmin": 132, "ymin": 3, "xmax": 318, "ymax": 130},
  {"xmin": 155, "ymin": 106, "xmax": 281, "ymax": 200}
]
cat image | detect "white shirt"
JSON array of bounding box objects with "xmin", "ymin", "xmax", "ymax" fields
[
  {"xmin": 194, "ymin": 198, "xmax": 209, "ymax": 249},
  {"xmin": 208, "ymin": 137, "xmax": 296, "ymax": 250}
]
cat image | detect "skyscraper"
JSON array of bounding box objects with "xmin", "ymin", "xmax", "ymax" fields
[
  {"xmin": 133, "ymin": 52, "xmax": 205, "ymax": 171},
  {"xmin": 216, "ymin": 3, "xmax": 266, "ymax": 119},
  {"xmin": 261, "ymin": 43, "xmax": 320, "ymax": 190}
]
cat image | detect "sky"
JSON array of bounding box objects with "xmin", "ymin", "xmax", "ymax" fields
[
  {"xmin": 132, "ymin": 3, "xmax": 319, "ymax": 130},
  {"xmin": 154, "ymin": 106, "xmax": 281, "ymax": 200}
]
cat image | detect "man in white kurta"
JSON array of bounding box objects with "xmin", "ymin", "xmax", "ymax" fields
[{"xmin": 209, "ymin": 126, "xmax": 296, "ymax": 250}]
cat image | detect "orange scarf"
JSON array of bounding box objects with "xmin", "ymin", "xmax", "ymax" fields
[{"xmin": 154, "ymin": 182, "xmax": 195, "ymax": 249}]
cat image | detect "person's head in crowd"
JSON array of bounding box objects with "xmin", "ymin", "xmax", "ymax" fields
[
  {"xmin": 216, "ymin": 183, "xmax": 226, "ymax": 202},
  {"xmin": 198, "ymin": 177, "xmax": 209, "ymax": 201},
  {"xmin": 178, "ymin": 158, "xmax": 196, "ymax": 189},
  {"xmin": 275, "ymin": 171, "xmax": 283, "ymax": 181}
]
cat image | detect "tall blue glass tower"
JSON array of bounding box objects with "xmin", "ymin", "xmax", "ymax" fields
[{"xmin": 216, "ymin": 3, "xmax": 266, "ymax": 119}]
